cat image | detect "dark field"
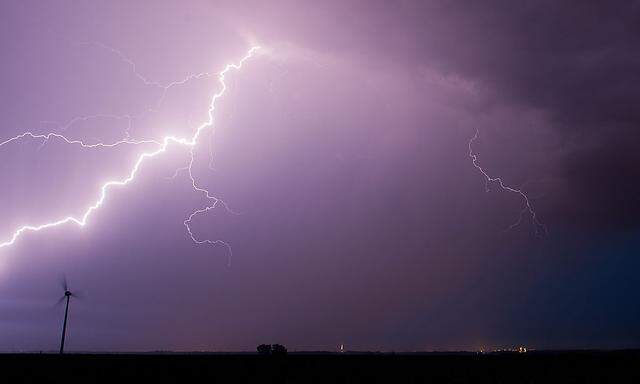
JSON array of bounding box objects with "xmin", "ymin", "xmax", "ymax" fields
[{"xmin": 2, "ymin": 351, "xmax": 639, "ymax": 383}]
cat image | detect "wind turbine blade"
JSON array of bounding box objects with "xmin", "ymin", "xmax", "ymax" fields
[
  {"xmin": 54, "ymin": 296, "xmax": 66, "ymax": 308},
  {"xmin": 59, "ymin": 275, "xmax": 68, "ymax": 292},
  {"xmin": 71, "ymin": 290, "xmax": 85, "ymax": 300}
]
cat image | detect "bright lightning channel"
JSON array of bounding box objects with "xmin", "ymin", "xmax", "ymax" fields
[
  {"xmin": 0, "ymin": 46, "xmax": 260, "ymax": 250},
  {"xmin": 468, "ymin": 128, "xmax": 547, "ymax": 236}
]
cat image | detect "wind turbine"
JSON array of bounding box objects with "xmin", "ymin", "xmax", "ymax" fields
[{"xmin": 57, "ymin": 276, "xmax": 79, "ymax": 354}]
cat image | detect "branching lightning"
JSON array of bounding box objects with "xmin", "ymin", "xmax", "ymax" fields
[
  {"xmin": 38, "ymin": 42, "xmax": 216, "ymax": 141},
  {"xmin": 1, "ymin": 44, "xmax": 539, "ymax": 256},
  {"xmin": 469, "ymin": 128, "xmax": 547, "ymax": 236},
  {"xmin": 0, "ymin": 131, "xmax": 160, "ymax": 149},
  {"xmin": 0, "ymin": 46, "xmax": 260, "ymax": 253}
]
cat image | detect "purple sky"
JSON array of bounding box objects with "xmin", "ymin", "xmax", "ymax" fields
[{"xmin": 1, "ymin": 1, "xmax": 639, "ymax": 352}]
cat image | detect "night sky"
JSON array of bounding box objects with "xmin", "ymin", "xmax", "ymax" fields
[{"xmin": 1, "ymin": 1, "xmax": 639, "ymax": 352}]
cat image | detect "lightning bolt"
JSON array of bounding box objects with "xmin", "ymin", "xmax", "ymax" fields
[
  {"xmin": 41, "ymin": 42, "xmax": 216, "ymax": 141},
  {"xmin": 0, "ymin": 131, "xmax": 160, "ymax": 149},
  {"xmin": 468, "ymin": 128, "xmax": 547, "ymax": 236},
  {"xmin": 0, "ymin": 46, "xmax": 260, "ymax": 253}
]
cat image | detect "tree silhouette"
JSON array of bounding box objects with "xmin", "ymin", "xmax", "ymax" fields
[
  {"xmin": 257, "ymin": 344, "xmax": 287, "ymax": 356},
  {"xmin": 257, "ymin": 344, "xmax": 272, "ymax": 355},
  {"xmin": 272, "ymin": 344, "xmax": 287, "ymax": 356}
]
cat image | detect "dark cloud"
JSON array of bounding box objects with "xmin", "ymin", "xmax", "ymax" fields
[{"xmin": 224, "ymin": 0, "xmax": 640, "ymax": 229}]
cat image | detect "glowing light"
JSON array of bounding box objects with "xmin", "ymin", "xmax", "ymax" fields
[{"xmin": 0, "ymin": 46, "xmax": 260, "ymax": 250}]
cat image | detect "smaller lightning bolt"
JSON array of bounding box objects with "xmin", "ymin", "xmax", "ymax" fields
[
  {"xmin": 44, "ymin": 113, "xmax": 134, "ymax": 132},
  {"xmin": 183, "ymin": 150, "xmax": 234, "ymax": 266},
  {"xmin": 77, "ymin": 42, "xmax": 213, "ymax": 119},
  {"xmin": 37, "ymin": 114, "xmax": 139, "ymax": 149},
  {"xmin": 0, "ymin": 131, "xmax": 160, "ymax": 149},
  {"xmin": 77, "ymin": 41, "xmax": 213, "ymax": 91},
  {"xmin": 165, "ymin": 165, "xmax": 189, "ymax": 180},
  {"xmin": 34, "ymin": 42, "xmax": 216, "ymax": 144},
  {"xmin": 468, "ymin": 128, "xmax": 547, "ymax": 236}
]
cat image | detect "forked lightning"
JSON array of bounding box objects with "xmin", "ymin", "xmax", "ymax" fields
[{"xmin": 0, "ymin": 46, "xmax": 260, "ymax": 251}]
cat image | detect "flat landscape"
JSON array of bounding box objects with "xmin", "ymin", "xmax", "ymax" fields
[{"xmin": 2, "ymin": 351, "xmax": 639, "ymax": 383}]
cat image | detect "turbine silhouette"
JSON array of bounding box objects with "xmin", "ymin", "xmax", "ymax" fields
[{"xmin": 56, "ymin": 276, "xmax": 80, "ymax": 354}]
